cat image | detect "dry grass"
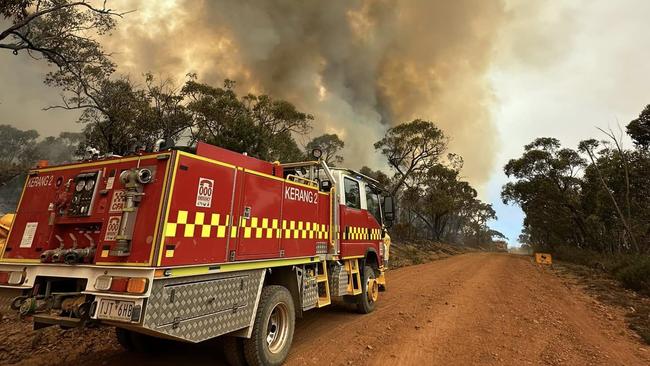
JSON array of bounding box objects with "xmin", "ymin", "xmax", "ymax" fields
[
  {"xmin": 554, "ymin": 261, "xmax": 650, "ymax": 345},
  {"xmin": 389, "ymin": 240, "xmax": 472, "ymax": 269}
]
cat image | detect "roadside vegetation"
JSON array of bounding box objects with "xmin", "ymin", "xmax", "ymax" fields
[
  {"xmin": 389, "ymin": 240, "xmax": 475, "ymax": 269},
  {"xmin": 503, "ymin": 105, "xmax": 650, "ymax": 343},
  {"xmin": 554, "ymin": 260, "xmax": 650, "ymax": 345},
  {"xmin": 503, "ymin": 105, "xmax": 650, "ymax": 295}
]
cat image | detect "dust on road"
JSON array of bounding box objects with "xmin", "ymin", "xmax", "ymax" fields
[{"xmin": 6, "ymin": 253, "xmax": 649, "ymax": 365}]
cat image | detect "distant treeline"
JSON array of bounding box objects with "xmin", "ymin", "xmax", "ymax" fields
[{"xmin": 503, "ymin": 105, "xmax": 650, "ymax": 293}]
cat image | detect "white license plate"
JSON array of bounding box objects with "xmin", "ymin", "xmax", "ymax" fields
[{"xmin": 97, "ymin": 299, "xmax": 135, "ymax": 321}]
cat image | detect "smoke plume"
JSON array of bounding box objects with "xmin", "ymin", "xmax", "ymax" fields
[{"xmin": 101, "ymin": 0, "xmax": 506, "ymax": 183}]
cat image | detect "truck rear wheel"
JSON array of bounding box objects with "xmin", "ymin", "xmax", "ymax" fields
[
  {"xmin": 356, "ymin": 266, "xmax": 378, "ymax": 314},
  {"xmin": 244, "ymin": 285, "xmax": 295, "ymax": 366}
]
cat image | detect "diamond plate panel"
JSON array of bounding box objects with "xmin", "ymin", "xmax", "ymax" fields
[
  {"xmin": 329, "ymin": 264, "xmax": 349, "ymax": 296},
  {"xmin": 142, "ymin": 269, "xmax": 264, "ymax": 343},
  {"xmin": 301, "ymin": 275, "xmax": 318, "ymax": 310}
]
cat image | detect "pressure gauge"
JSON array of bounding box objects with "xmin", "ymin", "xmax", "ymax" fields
[
  {"xmin": 84, "ymin": 179, "xmax": 95, "ymax": 191},
  {"xmin": 75, "ymin": 180, "xmax": 86, "ymax": 192}
]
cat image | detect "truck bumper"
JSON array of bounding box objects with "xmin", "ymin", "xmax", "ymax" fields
[{"xmin": 0, "ymin": 262, "xmax": 265, "ymax": 343}]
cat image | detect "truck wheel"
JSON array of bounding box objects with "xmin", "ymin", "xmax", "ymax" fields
[
  {"xmin": 223, "ymin": 336, "xmax": 248, "ymax": 366},
  {"xmin": 244, "ymin": 285, "xmax": 295, "ymax": 366},
  {"xmin": 356, "ymin": 266, "xmax": 378, "ymax": 314}
]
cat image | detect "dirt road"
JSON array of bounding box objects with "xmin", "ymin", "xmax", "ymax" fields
[
  {"xmin": 287, "ymin": 253, "xmax": 648, "ymax": 366},
  {"xmin": 7, "ymin": 253, "xmax": 650, "ymax": 365}
]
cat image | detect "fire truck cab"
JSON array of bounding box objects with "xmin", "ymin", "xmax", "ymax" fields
[{"xmin": 0, "ymin": 142, "xmax": 393, "ymax": 366}]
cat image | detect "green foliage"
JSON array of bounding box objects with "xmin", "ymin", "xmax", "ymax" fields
[
  {"xmin": 2, "ymin": 1, "xmax": 119, "ymax": 119},
  {"xmin": 502, "ymin": 137, "xmax": 590, "ymax": 251},
  {"xmin": 74, "ymin": 75, "xmax": 192, "ymax": 155},
  {"xmin": 552, "ymin": 245, "xmax": 650, "ymax": 295},
  {"xmin": 40, "ymin": 66, "xmax": 314, "ymax": 162},
  {"xmin": 33, "ymin": 132, "xmax": 84, "ymax": 164},
  {"xmin": 0, "ymin": 124, "xmax": 39, "ymax": 166},
  {"xmin": 374, "ymin": 119, "xmax": 447, "ymax": 196},
  {"xmin": 0, "ymin": 125, "xmax": 38, "ymax": 186},
  {"xmin": 359, "ymin": 166, "xmax": 391, "ymax": 189},
  {"xmin": 0, "ymin": 126, "xmax": 81, "ymax": 186},
  {"xmin": 627, "ymin": 104, "xmax": 650, "ymax": 149},
  {"xmin": 374, "ymin": 120, "xmax": 500, "ymax": 247},
  {"xmin": 615, "ymin": 257, "xmax": 650, "ymax": 294},
  {"xmin": 504, "ymin": 104, "xmax": 650, "ymax": 279},
  {"xmin": 77, "ymin": 77, "xmax": 154, "ymax": 154},
  {"xmin": 0, "ymin": 1, "xmax": 118, "ymax": 69},
  {"xmin": 305, "ymin": 134, "xmax": 344, "ymax": 166},
  {"xmin": 183, "ymin": 78, "xmax": 312, "ymax": 162}
]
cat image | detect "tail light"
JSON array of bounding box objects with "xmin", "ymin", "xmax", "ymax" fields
[
  {"xmin": 94, "ymin": 275, "xmax": 148, "ymax": 294},
  {"xmin": 94, "ymin": 275, "xmax": 112, "ymax": 291},
  {"xmin": 110, "ymin": 277, "xmax": 129, "ymax": 292},
  {"xmin": 126, "ymin": 278, "xmax": 147, "ymax": 293}
]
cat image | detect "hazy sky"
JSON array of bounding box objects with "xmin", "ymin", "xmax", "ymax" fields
[
  {"xmin": 2, "ymin": 1, "xmax": 650, "ymax": 246},
  {"xmin": 486, "ymin": 0, "xmax": 650, "ymax": 244}
]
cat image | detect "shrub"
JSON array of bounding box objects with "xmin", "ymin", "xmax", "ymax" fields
[
  {"xmin": 551, "ymin": 246, "xmax": 650, "ymax": 295},
  {"xmin": 615, "ymin": 257, "xmax": 650, "ymax": 295}
]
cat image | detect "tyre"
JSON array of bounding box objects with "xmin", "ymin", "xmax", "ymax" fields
[
  {"xmin": 223, "ymin": 336, "xmax": 248, "ymax": 366},
  {"xmin": 356, "ymin": 266, "xmax": 378, "ymax": 314},
  {"xmin": 243, "ymin": 285, "xmax": 295, "ymax": 366}
]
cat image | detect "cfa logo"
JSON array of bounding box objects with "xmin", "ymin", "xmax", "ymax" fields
[
  {"xmin": 104, "ymin": 216, "xmax": 121, "ymax": 241},
  {"xmin": 196, "ymin": 178, "xmax": 214, "ymax": 208}
]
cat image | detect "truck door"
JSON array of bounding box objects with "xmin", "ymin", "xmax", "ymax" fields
[
  {"xmin": 339, "ymin": 175, "xmax": 371, "ymax": 257},
  {"xmin": 160, "ymin": 153, "xmax": 236, "ymax": 266},
  {"xmin": 232, "ymin": 171, "xmax": 283, "ymax": 260}
]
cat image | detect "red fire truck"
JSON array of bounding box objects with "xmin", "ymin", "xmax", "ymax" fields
[{"xmin": 0, "ymin": 141, "xmax": 393, "ymax": 366}]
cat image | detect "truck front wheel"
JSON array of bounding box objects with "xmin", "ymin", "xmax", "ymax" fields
[
  {"xmin": 244, "ymin": 285, "xmax": 295, "ymax": 366},
  {"xmin": 356, "ymin": 266, "xmax": 378, "ymax": 314}
]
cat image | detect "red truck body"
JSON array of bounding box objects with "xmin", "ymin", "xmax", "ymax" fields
[
  {"xmin": 0, "ymin": 142, "xmax": 391, "ymax": 364},
  {"xmin": 3, "ymin": 142, "xmax": 383, "ymax": 268}
]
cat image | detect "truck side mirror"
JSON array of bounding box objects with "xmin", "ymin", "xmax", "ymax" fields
[{"xmin": 383, "ymin": 196, "xmax": 395, "ymax": 223}]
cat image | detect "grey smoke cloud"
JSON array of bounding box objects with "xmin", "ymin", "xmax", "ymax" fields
[
  {"xmin": 2, "ymin": 0, "xmax": 506, "ymax": 186},
  {"xmin": 108, "ymin": 0, "xmax": 506, "ymax": 182}
]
